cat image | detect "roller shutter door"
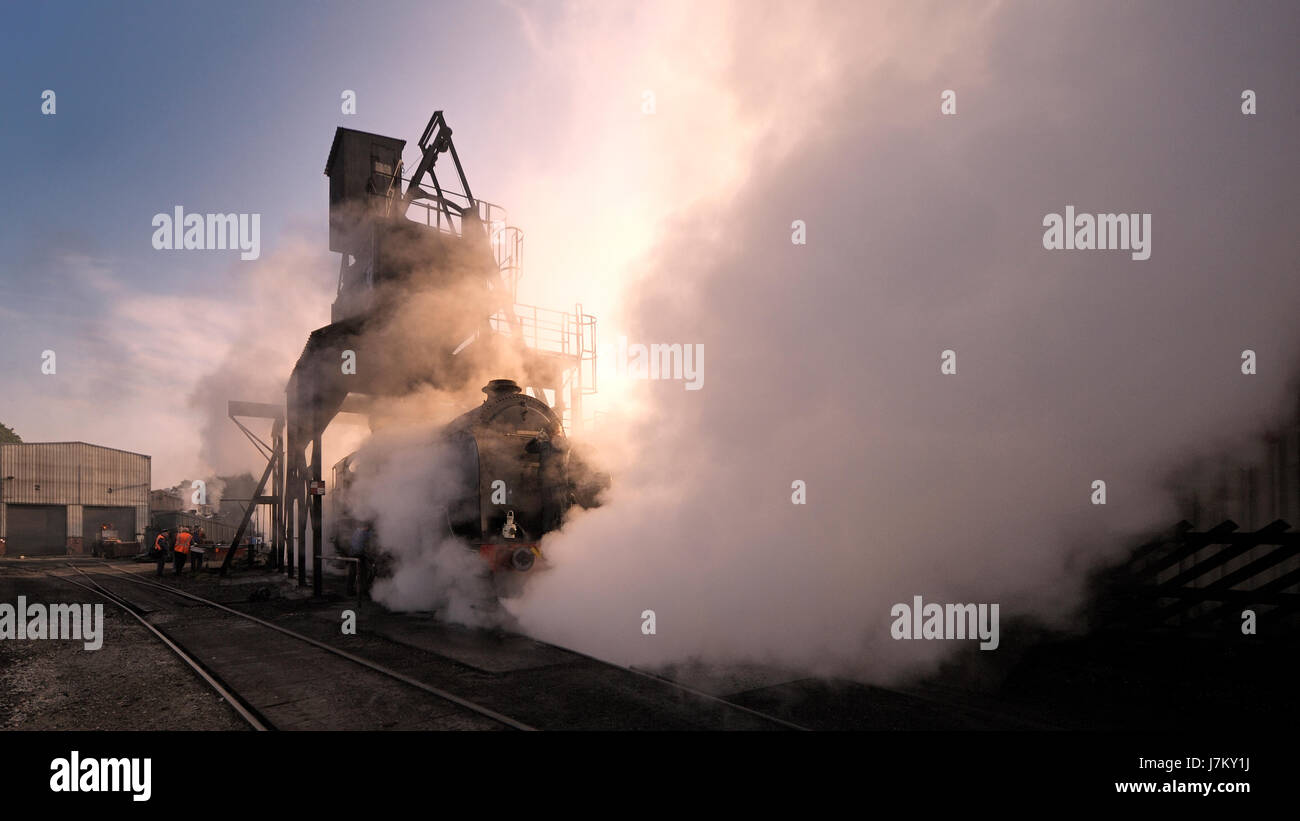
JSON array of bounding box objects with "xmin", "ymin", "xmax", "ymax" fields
[
  {"xmin": 83, "ymin": 506, "xmax": 137, "ymax": 543},
  {"xmin": 5, "ymin": 505, "xmax": 67, "ymax": 555}
]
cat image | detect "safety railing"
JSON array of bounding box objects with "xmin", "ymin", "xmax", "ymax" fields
[
  {"xmin": 398, "ymin": 193, "xmax": 508, "ymax": 240},
  {"xmin": 365, "ymin": 173, "xmax": 522, "ymax": 292},
  {"xmin": 490, "ymin": 304, "xmax": 591, "ymax": 360}
]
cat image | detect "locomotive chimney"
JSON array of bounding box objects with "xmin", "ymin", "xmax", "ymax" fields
[{"xmin": 483, "ymin": 379, "xmax": 522, "ymax": 397}]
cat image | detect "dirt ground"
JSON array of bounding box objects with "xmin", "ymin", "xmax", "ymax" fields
[{"xmin": 0, "ymin": 561, "xmax": 248, "ymax": 730}]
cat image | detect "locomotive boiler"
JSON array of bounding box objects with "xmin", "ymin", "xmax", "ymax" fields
[{"xmin": 330, "ymin": 378, "xmax": 606, "ymax": 597}]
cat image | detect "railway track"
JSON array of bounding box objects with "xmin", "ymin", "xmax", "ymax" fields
[
  {"xmin": 52, "ymin": 564, "xmax": 532, "ymax": 731},
  {"xmin": 55, "ymin": 569, "xmax": 272, "ymax": 731},
  {"xmin": 58, "ymin": 562, "xmax": 813, "ymax": 730},
  {"xmin": 49, "ymin": 560, "xmax": 1055, "ymax": 730}
]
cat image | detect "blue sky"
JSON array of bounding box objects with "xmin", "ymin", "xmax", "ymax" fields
[
  {"xmin": 0, "ymin": 1, "xmax": 597, "ymax": 475},
  {"xmin": 0, "ymin": 0, "xmax": 540, "ymax": 301},
  {"xmin": 0, "ymin": 1, "xmax": 726, "ymax": 482}
]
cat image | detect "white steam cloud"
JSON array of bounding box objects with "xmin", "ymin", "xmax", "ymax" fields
[
  {"xmin": 338, "ymin": 423, "xmax": 506, "ymax": 628},
  {"xmin": 135, "ymin": 0, "xmax": 1297, "ymax": 690},
  {"xmin": 497, "ymin": 0, "xmax": 1300, "ymax": 684}
]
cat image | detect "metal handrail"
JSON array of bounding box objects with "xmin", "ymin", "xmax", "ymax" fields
[{"xmin": 488, "ymin": 304, "xmax": 589, "ymax": 360}]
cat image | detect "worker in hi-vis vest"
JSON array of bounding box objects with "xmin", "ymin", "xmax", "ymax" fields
[{"xmin": 172, "ymin": 528, "xmax": 192, "ymax": 576}]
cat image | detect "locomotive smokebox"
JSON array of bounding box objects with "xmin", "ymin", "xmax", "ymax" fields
[
  {"xmin": 510, "ymin": 547, "xmax": 536, "ymax": 572},
  {"xmin": 483, "ymin": 379, "xmax": 522, "ymax": 397}
]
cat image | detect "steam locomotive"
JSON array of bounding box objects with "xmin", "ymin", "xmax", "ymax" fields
[{"xmin": 330, "ymin": 378, "xmax": 607, "ymax": 597}]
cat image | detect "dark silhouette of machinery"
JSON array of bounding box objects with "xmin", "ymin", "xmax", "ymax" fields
[
  {"xmin": 329, "ymin": 377, "xmax": 607, "ymax": 598},
  {"xmin": 222, "ymin": 111, "xmax": 598, "ymax": 594}
]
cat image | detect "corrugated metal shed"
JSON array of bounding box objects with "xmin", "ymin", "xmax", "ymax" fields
[
  {"xmin": 0, "ymin": 442, "xmax": 150, "ymax": 506},
  {"xmin": 1, "ymin": 442, "xmax": 150, "ymax": 553}
]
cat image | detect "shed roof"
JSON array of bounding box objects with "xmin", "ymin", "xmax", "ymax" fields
[{"xmin": 0, "ymin": 441, "xmax": 151, "ymax": 459}]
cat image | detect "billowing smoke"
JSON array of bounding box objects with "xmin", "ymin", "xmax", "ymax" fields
[
  {"xmin": 497, "ymin": 0, "xmax": 1300, "ymax": 683},
  {"xmin": 294, "ymin": 222, "xmax": 570, "ymax": 622},
  {"xmin": 163, "ymin": 476, "xmax": 226, "ymax": 511},
  {"xmin": 335, "ymin": 424, "xmax": 504, "ymax": 627},
  {"xmin": 187, "ymin": 239, "xmax": 344, "ymax": 479},
  {"xmin": 170, "ymin": 0, "xmax": 1297, "ymax": 686}
]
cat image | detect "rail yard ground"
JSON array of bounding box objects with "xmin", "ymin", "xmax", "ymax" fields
[
  {"xmin": 0, "ymin": 560, "xmax": 247, "ymax": 730},
  {"xmin": 0, "ymin": 557, "xmax": 1294, "ymax": 731}
]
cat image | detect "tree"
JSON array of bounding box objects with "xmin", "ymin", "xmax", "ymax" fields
[{"xmin": 0, "ymin": 423, "xmax": 21, "ymax": 444}]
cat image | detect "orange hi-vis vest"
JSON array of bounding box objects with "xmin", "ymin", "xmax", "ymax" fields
[
  {"xmin": 174, "ymin": 532, "xmax": 192, "ymax": 554},
  {"xmin": 154, "ymin": 533, "xmax": 167, "ymax": 551}
]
